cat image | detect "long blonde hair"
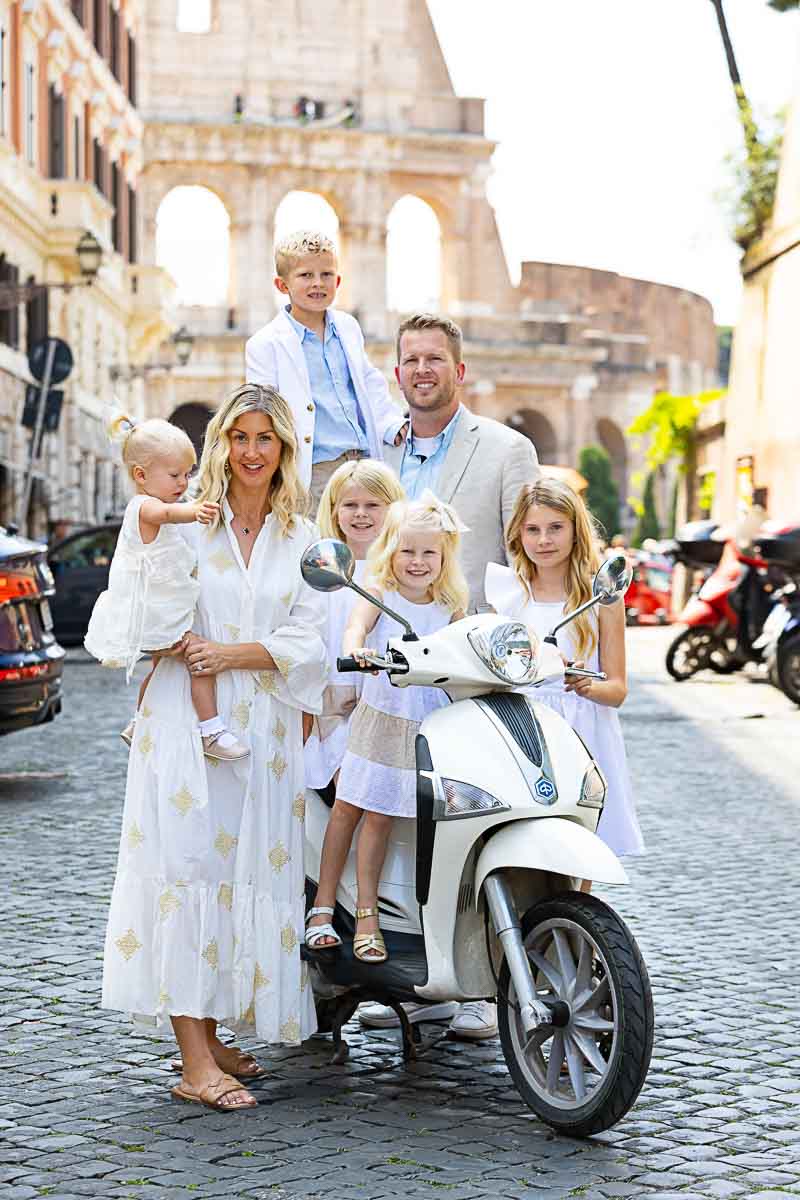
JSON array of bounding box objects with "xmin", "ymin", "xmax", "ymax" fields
[
  {"xmin": 195, "ymin": 384, "xmax": 306, "ymax": 536},
  {"xmin": 107, "ymin": 410, "xmax": 195, "ymax": 481},
  {"xmin": 506, "ymin": 478, "xmax": 601, "ymax": 659},
  {"xmin": 317, "ymin": 459, "xmax": 405, "ymax": 540},
  {"xmin": 366, "ymin": 493, "xmax": 469, "ymax": 615}
]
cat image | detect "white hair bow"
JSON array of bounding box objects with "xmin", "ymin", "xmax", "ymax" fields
[{"xmin": 417, "ymin": 488, "xmax": 470, "ymax": 534}]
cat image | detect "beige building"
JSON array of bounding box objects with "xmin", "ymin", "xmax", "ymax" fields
[
  {"xmin": 717, "ymin": 56, "xmax": 800, "ymax": 524},
  {"xmin": 132, "ymin": 0, "xmax": 718, "ymax": 532},
  {"xmin": 0, "ymin": 0, "xmax": 173, "ymax": 539}
]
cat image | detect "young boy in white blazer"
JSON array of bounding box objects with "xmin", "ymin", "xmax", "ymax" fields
[{"xmin": 245, "ymin": 231, "xmax": 407, "ymax": 506}]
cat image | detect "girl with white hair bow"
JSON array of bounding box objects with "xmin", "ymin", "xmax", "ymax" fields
[{"xmin": 306, "ymin": 491, "xmax": 469, "ymax": 965}]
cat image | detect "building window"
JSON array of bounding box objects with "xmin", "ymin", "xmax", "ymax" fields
[
  {"xmin": 127, "ymin": 32, "xmax": 136, "ymax": 105},
  {"xmin": 48, "ymin": 87, "xmax": 65, "ymax": 179},
  {"xmin": 25, "ymin": 277, "xmax": 49, "ymax": 356},
  {"xmin": 177, "ymin": 0, "xmax": 212, "ymax": 33},
  {"xmin": 109, "ymin": 4, "xmax": 120, "ymax": 79},
  {"xmin": 127, "ymin": 184, "xmax": 137, "ymax": 263},
  {"xmin": 111, "ymin": 161, "xmax": 121, "ymax": 252},
  {"xmin": 25, "ymin": 63, "xmax": 35, "ymax": 166},
  {"xmin": 0, "ymin": 258, "xmax": 20, "ymax": 350},
  {"xmin": 93, "ymin": 138, "xmax": 106, "ymax": 195},
  {"xmin": 0, "ymin": 27, "xmax": 6, "ymax": 138},
  {"xmin": 73, "ymin": 113, "xmax": 82, "ymax": 179}
]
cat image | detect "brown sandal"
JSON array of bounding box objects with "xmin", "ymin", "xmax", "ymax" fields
[
  {"xmin": 169, "ymin": 1048, "xmax": 268, "ymax": 1080},
  {"xmin": 171, "ymin": 1072, "xmax": 257, "ymax": 1111}
]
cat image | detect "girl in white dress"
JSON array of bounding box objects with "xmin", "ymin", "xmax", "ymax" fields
[
  {"xmin": 485, "ymin": 477, "xmax": 644, "ymax": 859},
  {"xmin": 304, "ymin": 461, "xmax": 405, "ymax": 951},
  {"xmin": 101, "ymin": 384, "xmax": 327, "ymax": 1113},
  {"xmin": 84, "ymin": 413, "xmax": 248, "ymax": 762},
  {"xmin": 328, "ymin": 493, "xmax": 468, "ymax": 963}
]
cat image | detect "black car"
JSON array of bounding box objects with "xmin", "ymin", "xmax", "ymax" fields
[
  {"xmin": 48, "ymin": 523, "xmax": 120, "ymax": 645},
  {"xmin": 0, "ymin": 526, "xmax": 65, "ymax": 734}
]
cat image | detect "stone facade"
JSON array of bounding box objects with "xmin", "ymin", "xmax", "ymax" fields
[
  {"xmin": 0, "ymin": 0, "xmax": 173, "ymax": 540},
  {"xmin": 138, "ymin": 0, "xmax": 718, "ymax": 532},
  {"xmin": 717, "ymin": 59, "xmax": 800, "ymax": 524}
]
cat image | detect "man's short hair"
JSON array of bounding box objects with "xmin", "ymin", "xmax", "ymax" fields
[
  {"xmin": 396, "ymin": 313, "xmax": 463, "ymax": 365},
  {"xmin": 275, "ymin": 230, "xmax": 337, "ymax": 279}
]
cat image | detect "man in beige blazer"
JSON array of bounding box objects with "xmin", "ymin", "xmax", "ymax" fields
[
  {"xmin": 381, "ymin": 312, "xmax": 540, "ymax": 611},
  {"xmin": 359, "ymin": 312, "xmax": 540, "ymax": 1044}
]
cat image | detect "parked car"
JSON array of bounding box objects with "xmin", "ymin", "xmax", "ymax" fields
[
  {"xmin": 625, "ymin": 557, "xmax": 674, "ymax": 625},
  {"xmin": 48, "ymin": 523, "xmax": 120, "ymax": 645},
  {"xmin": 0, "ymin": 525, "xmax": 64, "ymax": 734}
]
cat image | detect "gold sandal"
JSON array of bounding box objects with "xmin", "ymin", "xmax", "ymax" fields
[
  {"xmin": 171, "ymin": 1072, "xmax": 257, "ymax": 1111},
  {"xmin": 353, "ymin": 906, "xmax": 388, "ymax": 964}
]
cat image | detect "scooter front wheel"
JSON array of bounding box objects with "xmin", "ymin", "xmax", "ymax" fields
[
  {"xmin": 665, "ymin": 626, "xmax": 727, "ymax": 679},
  {"xmin": 498, "ymin": 893, "xmax": 653, "ymax": 1137}
]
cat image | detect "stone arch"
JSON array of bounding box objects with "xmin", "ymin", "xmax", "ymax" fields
[
  {"xmin": 272, "ymin": 190, "xmax": 341, "ymax": 310},
  {"xmin": 156, "ymin": 185, "xmax": 231, "ymax": 306},
  {"xmin": 386, "ymin": 194, "xmax": 442, "ymax": 314},
  {"xmin": 169, "ymin": 402, "xmax": 214, "ymax": 460},
  {"xmin": 507, "ymin": 409, "xmax": 559, "ymax": 465},
  {"xmin": 596, "ymin": 417, "xmax": 628, "ymax": 497}
]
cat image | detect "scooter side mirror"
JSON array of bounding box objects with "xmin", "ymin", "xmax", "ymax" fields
[
  {"xmin": 593, "ymin": 552, "xmax": 633, "ymax": 606},
  {"xmin": 300, "ymin": 538, "xmax": 355, "ymax": 593}
]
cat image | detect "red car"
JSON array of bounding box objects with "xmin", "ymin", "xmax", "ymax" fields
[{"xmin": 625, "ymin": 558, "xmax": 673, "ymax": 626}]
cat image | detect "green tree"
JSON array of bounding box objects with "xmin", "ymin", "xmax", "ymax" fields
[
  {"xmin": 631, "ymin": 472, "xmax": 660, "ymax": 548},
  {"xmin": 578, "ymin": 444, "xmax": 620, "ymax": 539}
]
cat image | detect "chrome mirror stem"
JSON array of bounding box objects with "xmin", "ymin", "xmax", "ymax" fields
[
  {"xmin": 345, "ymin": 579, "xmax": 418, "ymax": 641},
  {"xmin": 543, "ymin": 592, "xmax": 603, "ymax": 645}
]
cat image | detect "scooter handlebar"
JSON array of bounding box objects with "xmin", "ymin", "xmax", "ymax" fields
[{"xmin": 336, "ymin": 656, "xmax": 378, "ymax": 673}]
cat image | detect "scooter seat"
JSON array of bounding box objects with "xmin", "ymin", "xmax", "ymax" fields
[
  {"xmin": 314, "ymin": 781, "xmax": 336, "ymax": 810},
  {"xmin": 302, "ymin": 928, "xmax": 428, "ymax": 1000}
]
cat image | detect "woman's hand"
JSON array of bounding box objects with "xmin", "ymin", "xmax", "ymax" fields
[
  {"xmin": 183, "ymin": 635, "xmax": 230, "ymax": 677},
  {"xmin": 564, "ymin": 659, "xmax": 595, "ymax": 698}
]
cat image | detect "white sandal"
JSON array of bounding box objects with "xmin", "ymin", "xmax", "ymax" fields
[{"xmin": 305, "ymin": 906, "xmax": 342, "ymax": 951}]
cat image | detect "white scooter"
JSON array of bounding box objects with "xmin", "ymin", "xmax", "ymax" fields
[{"xmin": 300, "ymin": 543, "xmax": 653, "ymax": 1138}]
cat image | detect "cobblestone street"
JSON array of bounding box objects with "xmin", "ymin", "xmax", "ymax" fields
[{"xmin": 1, "ymin": 629, "xmax": 799, "ymax": 1200}]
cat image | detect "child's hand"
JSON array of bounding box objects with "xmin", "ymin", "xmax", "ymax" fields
[
  {"xmin": 352, "ymin": 646, "xmax": 380, "ymax": 675},
  {"xmin": 564, "ymin": 659, "xmax": 594, "ymax": 698},
  {"xmin": 394, "ymin": 422, "xmax": 410, "ymax": 446},
  {"xmin": 193, "ymin": 501, "xmax": 219, "ymax": 525}
]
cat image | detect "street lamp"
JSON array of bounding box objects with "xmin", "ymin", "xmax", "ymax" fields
[
  {"xmin": 0, "ymin": 231, "xmax": 103, "ymax": 308},
  {"xmin": 109, "ymin": 324, "xmax": 195, "ymax": 382}
]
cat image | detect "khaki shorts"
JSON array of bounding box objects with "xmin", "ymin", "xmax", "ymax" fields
[{"xmin": 309, "ymin": 450, "xmax": 367, "ymax": 514}]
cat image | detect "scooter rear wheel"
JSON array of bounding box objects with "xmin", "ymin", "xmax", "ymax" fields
[
  {"xmin": 497, "ymin": 893, "xmax": 653, "ymax": 1137},
  {"xmin": 665, "ymin": 627, "xmax": 734, "ymax": 679},
  {"xmin": 777, "ymin": 630, "xmax": 800, "ymax": 707}
]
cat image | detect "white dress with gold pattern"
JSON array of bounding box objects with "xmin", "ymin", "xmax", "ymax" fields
[{"xmin": 101, "ymin": 504, "xmax": 327, "ymax": 1044}]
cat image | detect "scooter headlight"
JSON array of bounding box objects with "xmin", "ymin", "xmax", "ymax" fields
[
  {"xmin": 578, "ymin": 763, "xmax": 606, "ymax": 811},
  {"xmin": 467, "ymin": 621, "xmax": 539, "ymax": 685}
]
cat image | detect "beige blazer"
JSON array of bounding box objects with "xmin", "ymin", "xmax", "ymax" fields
[{"xmin": 383, "ymin": 406, "xmax": 540, "ymax": 609}]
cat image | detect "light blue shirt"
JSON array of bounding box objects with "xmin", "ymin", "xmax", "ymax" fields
[
  {"xmin": 399, "ymin": 405, "xmax": 463, "ymax": 499},
  {"xmin": 285, "ymin": 308, "xmax": 369, "ymax": 464}
]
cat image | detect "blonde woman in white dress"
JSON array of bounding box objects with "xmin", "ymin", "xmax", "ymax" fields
[{"xmin": 102, "ymin": 384, "xmax": 327, "ymax": 1112}]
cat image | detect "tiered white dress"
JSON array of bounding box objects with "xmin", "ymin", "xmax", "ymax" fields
[
  {"xmin": 84, "ymin": 493, "xmax": 199, "ymax": 680},
  {"xmin": 336, "ymin": 591, "xmax": 452, "ymax": 818},
  {"xmin": 303, "ymin": 559, "xmax": 367, "ymax": 790},
  {"xmin": 485, "ymin": 563, "xmax": 644, "ymax": 858},
  {"xmin": 101, "ymin": 505, "xmax": 327, "ymax": 1043}
]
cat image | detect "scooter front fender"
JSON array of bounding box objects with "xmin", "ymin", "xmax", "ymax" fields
[{"xmin": 474, "ymin": 817, "xmax": 628, "ymax": 898}]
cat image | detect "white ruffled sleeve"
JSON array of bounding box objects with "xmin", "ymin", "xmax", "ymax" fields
[
  {"xmin": 484, "ymin": 562, "xmax": 528, "ymax": 619},
  {"xmin": 258, "ymin": 578, "xmax": 327, "ymax": 715}
]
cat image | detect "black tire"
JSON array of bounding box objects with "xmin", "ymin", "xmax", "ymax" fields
[
  {"xmin": 665, "ymin": 626, "xmax": 735, "ymax": 679},
  {"xmin": 497, "ymin": 892, "xmax": 653, "ymax": 1138},
  {"xmin": 777, "ymin": 630, "xmax": 800, "ymax": 707}
]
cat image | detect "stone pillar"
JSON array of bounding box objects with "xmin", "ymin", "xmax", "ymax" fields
[
  {"xmin": 569, "ymin": 374, "xmax": 598, "ymax": 464},
  {"xmin": 340, "ymin": 220, "xmax": 388, "ymax": 340}
]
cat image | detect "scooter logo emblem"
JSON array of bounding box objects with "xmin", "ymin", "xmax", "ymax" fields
[{"xmin": 535, "ymin": 777, "xmax": 556, "ymax": 801}]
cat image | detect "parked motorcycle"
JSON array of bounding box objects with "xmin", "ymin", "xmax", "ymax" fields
[
  {"xmin": 665, "ymin": 521, "xmax": 779, "ymax": 681},
  {"xmin": 299, "ymin": 541, "xmax": 653, "ymax": 1138},
  {"xmin": 752, "ymin": 523, "xmax": 800, "ymax": 706}
]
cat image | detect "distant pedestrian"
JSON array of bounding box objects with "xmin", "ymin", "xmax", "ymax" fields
[
  {"xmin": 486, "ymin": 476, "xmax": 644, "ymax": 859},
  {"xmin": 245, "ymin": 230, "xmax": 407, "ymax": 507},
  {"xmin": 383, "ymin": 313, "xmax": 540, "ymax": 610},
  {"xmin": 84, "ymin": 411, "xmax": 248, "ymax": 762},
  {"xmin": 102, "ymin": 384, "xmax": 327, "ymax": 1112}
]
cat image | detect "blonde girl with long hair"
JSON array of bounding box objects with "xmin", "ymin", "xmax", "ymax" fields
[
  {"xmin": 485, "ymin": 477, "xmax": 644, "ymax": 859},
  {"xmin": 102, "ymin": 383, "xmax": 328, "ymax": 1112},
  {"xmin": 304, "ymin": 460, "xmax": 406, "ymax": 950},
  {"xmin": 84, "ymin": 411, "xmax": 248, "ymax": 761},
  {"xmin": 313, "ymin": 491, "xmax": 468, "ymax": 964}
]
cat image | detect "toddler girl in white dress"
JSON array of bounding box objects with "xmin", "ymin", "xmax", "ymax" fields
[
  {"xmin": 303, "ymin": 460, "xmax": 405, "ymax": 950},
  {"xmin": 313, "ymin": 492, "xmax": 468, "ymax": 964},
  {"xmin": 485, "ymin": 477, "xmax": 644, "ymax": 859},
  {"xmin": 84, "ymin": 412, "xmax": 248, "ymax": 761}
]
